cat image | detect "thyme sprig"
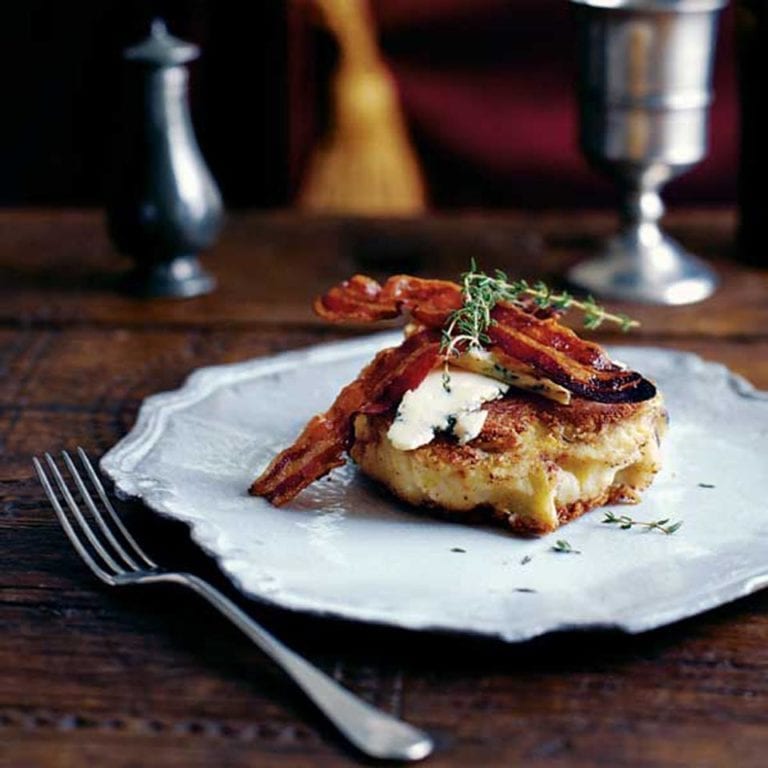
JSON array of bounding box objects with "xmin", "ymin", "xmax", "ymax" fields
[
  {"xmin": 440, "ymin": 261, "xmax": 638, "ymax": 361},
  {"xmin": 602, "ymin": 511, "xmax": 683, "ymax": 535}
]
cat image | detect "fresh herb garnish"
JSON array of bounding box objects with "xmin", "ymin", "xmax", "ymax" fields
[
  {"xmin": 698, "ymin": 483, "xmax": 715, "ymax": 489},
  {"xmin": 602, "ymin": 511, "xmax": 683, "ymax": 535},
  {"xmin": 440, "ymin": 260, "xmax": 638, "ymax": 361},
  {"xmin": 520, "ymin": 555, "xmax": 532, "ymax": 566},
  {"xmin": 450, "ymin": 547, "xmax": 466, "ymax": 553},
  {"xmin": 551, "ymin": 539, "xmax": 580, "ymax": 554}
]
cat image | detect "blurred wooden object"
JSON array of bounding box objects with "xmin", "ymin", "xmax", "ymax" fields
[{"xmin": 298, "ymin": 0, "xmax": 426, "ymax": 215}]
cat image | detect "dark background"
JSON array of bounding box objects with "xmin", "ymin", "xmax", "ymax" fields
[{"xmin": 1, "ymin": 0, "xmax": 737, "ymax": 209}]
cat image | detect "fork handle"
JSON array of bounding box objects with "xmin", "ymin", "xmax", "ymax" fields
[{"xmin": 159, "ymin": 572, "xmax": 433, "ymax": 761}]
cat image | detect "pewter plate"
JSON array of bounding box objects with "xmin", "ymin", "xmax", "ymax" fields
[{"xmin": 101, "ymin": 333, "xmax": 768, "ymax": 642}]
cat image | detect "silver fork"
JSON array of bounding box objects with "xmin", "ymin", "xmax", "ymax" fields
[{"xmin": 34, "ymin": 448, "xmax": 433, "ymax": 762}]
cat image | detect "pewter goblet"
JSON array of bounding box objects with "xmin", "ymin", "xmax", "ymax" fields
[{"xmin": 568, "ymin": 0, "xmax": 727, "ymax": 305}]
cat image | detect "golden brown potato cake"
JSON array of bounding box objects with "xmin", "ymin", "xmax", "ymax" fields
[{"xmin": 350, "ymin": 392, "xmax": 667, "ymax": 535}]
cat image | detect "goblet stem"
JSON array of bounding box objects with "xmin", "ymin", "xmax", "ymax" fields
[
  {"xmin": 568, "ymin": 174, "xmax": 719, "ymax": 305},
  {"xmin": 620, "ymin": 183, "xmax": 663, "ymax": 233},
  {"xmin": 619, "ymin": 183, "xmax": 674, "ymax": 276}
]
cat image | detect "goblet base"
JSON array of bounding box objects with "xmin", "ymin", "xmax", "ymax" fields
[{"xmin": 567, "ymin": 230, "xmax": 718, "ymax": 305}]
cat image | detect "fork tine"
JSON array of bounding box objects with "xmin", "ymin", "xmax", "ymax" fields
[
  {"xmin": 77, "ymin": 447, "xmax": 157, "ymax": 569},
  {"xmin": 33, "ymin": 457, "xmax": 114, "ymax": 585},
  {"xmin": 43, "ymin": 453, "xmax": 123, "ymax": 575},
  {"xmin": 61, "ymin": 451, "xmax": 139, "ymax": 571}
]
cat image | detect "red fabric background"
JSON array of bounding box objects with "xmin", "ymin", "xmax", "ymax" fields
[{"xmin": 361, "ymin": 0, "xmax": 738, "ymax": 208}]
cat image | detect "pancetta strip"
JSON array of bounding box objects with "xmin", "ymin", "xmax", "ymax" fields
[
  {"xmin": 315, "ymin": 274, "xmax": 461, "ymax": 326},
  {"xmin": 250, "ymin": 330, "xmax": 442, "ymax": 505},
  {"xmin": 314, "ymin": 274, "xmax": 655, "ymax": 403},
  {"xmin": 486, "ymin": 322, "xmax": 655, "ymax": 403}
]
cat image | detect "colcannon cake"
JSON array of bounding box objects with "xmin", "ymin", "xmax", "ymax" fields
[
  {"xmin": 251, "ymin": 270, "xmax": 665, "ymax": 536},
  {"xmin": 350, "ymin": 371, "xmax": 666, "ymax": 535}
]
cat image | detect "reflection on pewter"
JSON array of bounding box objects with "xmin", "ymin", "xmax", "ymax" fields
[{"xmin": 568, "ymin": 0, "xmax": 727, "ymax": 305}]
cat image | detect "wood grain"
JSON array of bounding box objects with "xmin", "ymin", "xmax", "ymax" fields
[{"xmin": 1, "ymin": 209, "xmax": 768, "ymax": 768}]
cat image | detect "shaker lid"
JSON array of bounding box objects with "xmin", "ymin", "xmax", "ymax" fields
[{"xmin": 125, "ymin": 19, "xmax": 199, "ymax": 65}]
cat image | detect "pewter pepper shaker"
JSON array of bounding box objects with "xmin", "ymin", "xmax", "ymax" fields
[{"xmin": 107, "ymin": 19, "xmax": 223, "ymax": 297}]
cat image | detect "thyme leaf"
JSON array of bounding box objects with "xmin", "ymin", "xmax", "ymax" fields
[
  {"xmin": 602, "ymin": 511, "xmax": 683, "ymax": 535},
  {"xmin": 551, "ymin": 539, "xmax": 581, "ymax": 554}
]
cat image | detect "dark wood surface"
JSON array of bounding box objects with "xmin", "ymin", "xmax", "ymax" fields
[{"xmin": 2, "ymin": 209, "xmax": 768, "ymax": 768}]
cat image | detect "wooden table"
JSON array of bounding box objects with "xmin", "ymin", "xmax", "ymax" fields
[{"xmin": 2, "ymin": 209, "xmax": 768, "ymax": 768}]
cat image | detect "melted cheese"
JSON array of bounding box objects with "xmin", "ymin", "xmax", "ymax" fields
[{"xmin": 387, "ymin": 369, "xmax": 508, "ymax": 451}]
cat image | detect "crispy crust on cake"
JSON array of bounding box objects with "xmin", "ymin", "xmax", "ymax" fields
[{"xmin": 477, "ymin": 395, "xmax": 649, "ymax": 449}]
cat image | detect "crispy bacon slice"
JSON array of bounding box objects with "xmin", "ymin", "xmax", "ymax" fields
[
  {"xmin": 491, "ymin": 302, "xmax": 611, "ymax": 369},
  {"xmin": 250, "ymin": 329, "xmax": 442, "ymax": 506},
  {"xmin": 315, "ymin": 274, "xmax": 561, "ymax": 327},
  {"xmin": 315, "ymin": 274, "xmax": 462, "ymax": 327},
  {"xmin": 487, "ymin": 305, "xmax": 655, "ymax": 403},
  {"xmin": 313, "ymin": 275, "xmax": 405, "ymax": 323},
  {"xmin": 314, "ymin": 275, "xmax": 655, "ymax": 403}
]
